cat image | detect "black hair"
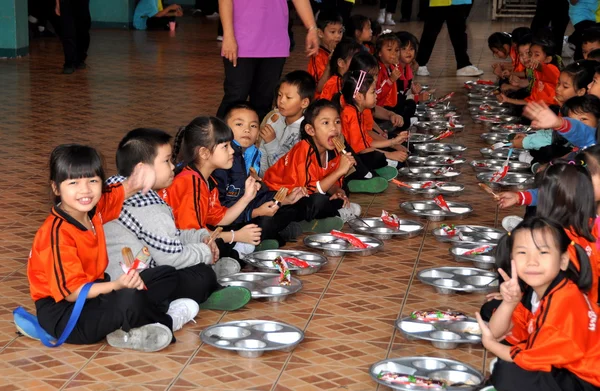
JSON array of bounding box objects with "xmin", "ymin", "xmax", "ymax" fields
[
  {"xmin": 300, "ymin": 99, "xmax": 340, "ymax": 141},
  {"xmin": 488, "ymin": 32, "xmax": 512, "ymax": 52},
  {"xmin": 346, "ymin": 14, "xmax": 370, "ymax": 40},
  {"xmin": 49, "ymin": 144, "xmax": 105, "ymax": 204},
  {"xmin": 116, "ymin": 128, "xmax": 172, "ymax": 177},
  {"xmin": 495, "ymin": 217, "xmax": 592, "ymax": 293},
  {"xmin": 375, "ymin": 33, "xmax": 400, "ymax": 62},
  {"xmin": 560, "ymin": 94, "xmax": 600, "ymax": 119},
  {"xmin": 316, "ymin": 10, "xmax": 343, "ymax": 30},
  {"xmin": 588, "ymin": 48, "xmax": 600, "ymax": 61},
  {"xmin": 516, "ymin": 33, "xmax": 533, "ymax": 48},
  {"xmin": 348, "ymin": 52, "xmax": 379, "ymax": 74},
  {"xmin": 223, "ymin": 101, "xmax": 259, "ymax": 122},
  {"xmin": 340, "ymin": 70, "xmax": 375, "ymax": 108},
  {"xmin": 531, "ymin": 35, "xmax": 562, "ymax": 68},
  {"xmin": 511, "ymin": 27, "xmax": 531, "ymax": 45},
  {"xmin": 559, "ymin": 60, "xmax": 597, "ymax": 91},
  {"xmin": 536, "ymin": 160, "xmax": 596, "ymax": 243},
  {"xmin": 582, "ymin": 26, "xmax": 600, "ymax": 45},
  {"xmin": 329, "ymin": 38, "xmax": 362, "ymax": 77},
  {"xmin": 578, "ymin": 144, "xmax": 600, "ymax": 177},
  {"xmin": 395, "ymin": 31, "xmax": 419, "ymax": 52},
  {"xmin": 280, "ymin": 70, "xmax": 317, "ymax": 102},
  {"xmin": 172, "ymin": 116, "xmax": 233, "ymax": 173},
  {"xmin": 370, "ymin": 18, "xmax": 382, "ymax": 38}
]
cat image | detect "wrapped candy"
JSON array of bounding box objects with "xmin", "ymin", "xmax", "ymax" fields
[
  {"xmin": 280, "ymin": 256, "xmax": 311, "ymax": 268},
  {"xmin": 120, "ymin": 247, "xmax": 150, "ymax": 290},
  {"xmin": 410, "ymin": 310, "xmax": 467, "ymax": 322},
  {"xmin": 273, "ymin": 257, "xmax": 291, "ymax": 286},
  {"xmin": 381, "ymin": 210, "xmax": 401, "ymax": 229},
  {"xmin": 433, "ymin": 195, "xmax": 451, "ymax": 212},
  {"xmin": 440, "ymin": 224, "xmax": 457, "ymax": 236},
  {"xmin": 377, "ymin": 372, "xmax": 447, "ymax": 388},
  {"xmin": 463, "ymin": 245, "xmax": 493, "ymax": 255},
  {"xmin": 331, "ymin": 230, "xmax": 369, "ymax": 248}
]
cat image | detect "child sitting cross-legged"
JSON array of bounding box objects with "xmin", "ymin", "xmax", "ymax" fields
[{"xmin": 104, "ymin": 128, "xmax": 252, "ymax": 313}]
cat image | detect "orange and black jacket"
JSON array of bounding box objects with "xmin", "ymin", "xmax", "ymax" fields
[
  {"xmin": 161, "ymin": 165, "xmax": 227, "ymax": 230},
  {"xmin": 321, "ymin": 75, "xmax": 343, "ymax": 101},
  {"xmin": 566, "ymin": 226, "xmax": 600, "ymax": 304},
  {"xmin": 506, "ymin": 274, "xmax": 600, "ymax": 387},
  {"xmin": 341, "ymin": 101, "xmax": 374, "ymax": 154},
  {"xmin": 308, "ymin": 46, "xmax": 331, "ymax": 98},
  {"xmin": 27, "ymin": 183, "xmax": 125, "ymax": 302},
  {"xmin": 376, "ymin": 61, "xmax": 398, "ymax": 107},
  {"xmin": 525, "ymin": 63, "xmax": 560, "ymax": 105},
  {"xmin": 263, "ymin": 139, "xmax": 343, "ymax": 194}
]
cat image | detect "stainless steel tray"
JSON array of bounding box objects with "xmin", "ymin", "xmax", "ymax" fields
[
  {"xmin": 431, "ymin": 225, "xmax": 504, "ymax": 244},
  {"xmin": 490, "ymin": 124, "xmax": 529, "ymax": 133},
  {"xmin": 303, "ymin": 233, "xmax": 383, "ymax": 257},
  {"xmin": 244, "ymin": 250, "xmax": 327, "ymax": 275},
  {"xmin": 477, "ymin": 172, "xmax": 535, "ymax": 190},
  {"xmin": 370, "ymin": 356, "xmax": 484, "ymax": 390},
  {"xmin": 467, "ymin": 99, "xmax": 507, "ymax": 107},
  {"xmin": 348, "ymin": 217, "xmax": 424, "ymax": 239},
  {"xmin": 418, "ymin": 267, "xmax": 499, "ymax": 294},
  {"xmin": 467, "ymin": 92, "xmax": 496, "ymax": 100},
  {"xmin": 218, "ymin": 272, "xmax": 302, "ymax": 302},
  {"xmin": 397, "ymin": 181, "xmax": 464, "ymax": 197},
  {"xmin": 400, "ymin": 201, "xmax": 472, "ymax": 222},
  {"xmin": 398, "ymin": 166, "xmax": 461, "ymax": 180},
  {"xmin": 450, "ymin": 244, "xmax": 496, "ymax": 269},
  {"xmin": 413, "ymin": 143, "xmax": 467, "ymax": 156},
  {"xmin": 409, "ymin": 133, "xmax": 435, "ymax": 143},
  {"xmin": 470, "ymin": 159, "xmax": 530, "ymax": 172},
  {"xmin": 480, "ymin": 147, "xmax": 523, "ymax": 159},
  {"xmin": 408, "ymin": 155, "xmax": 466, "ymax": 166},
  {"xmin": 480, "ymin": 132, "xmax": 511, "ymax": 145},
  {"xmin": 474, "ymin": 114, "xmax": 518, "ymax": 124},
  {"xmin": 396, "ymin": 316, "xmax": 481, "ymax": 349},
  {"xmin": 469, "ymin": 106, "xmax": 511, "ymax": 115},
  {"xmin": 200, "ymin": 320, "xmax": 304, "ymax": 358}
]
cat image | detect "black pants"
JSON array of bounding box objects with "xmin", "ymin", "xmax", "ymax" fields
[
  {"xmin": 217, "ymin": 57, "xmax": 287, "ymax": 121},
  {"xmin": 416, "ymin": 4, "xmax": 472, "ymax": 69},
  {"xmin": 530, "ymin": 0, "xmax": 570, "ymax": 56},
  {"xmin": 171, "ymin": 263, "xmax": 220, "ymax": 305},
  {"xmin": 146, "ymin": 16, "xmax": 176, "ymax": 31},
  {"xmin": 351, "ymin": 151, "xmax": 388, "ymax": 181},
  {"xmin": 570, "ymin": 20, "xmax": 597, "ymax": 60},
  {"xmin": 58, "ymin": 0, "xmax": 91, "ymax": 68},
  {"xmin": 35, "ymin": 266, "xmax": 176, "ymax": 345},
  {"xmin": 195, "ymin": 0, "xmax": 218, "ymax": 13},
  {"xmin": 492, "ymin": 359, "xmax": 600, "ymax": 391},
  {"xmin": 402, "ymin": 0, "xmax": 427, "ymax": 20},
  {"xmin": 319, "ymin": 0, "xmax": 353, "ymax": 28},
  {"xmin": 380, "ymin": 0, "xmax": 398, "ymax": 13},
  {"xmin": 386, "ymin": 97, "xmax": 417, "ymax": 133}
]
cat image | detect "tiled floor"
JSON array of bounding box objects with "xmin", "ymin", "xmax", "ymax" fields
[{"xmin": 0, "ymin": 2, "xmax": 533, "ymax": 390}]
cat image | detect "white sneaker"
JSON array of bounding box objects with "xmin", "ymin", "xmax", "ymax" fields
[
  {"xmin": 167, "ymin": 298, "xmax": 199, "ymax": 332},
  {"xmin": 416, "ymin": 66, "xmax": 430, "ymax": 76},
  {"xmin": 377, "ymin": 9, "xmax": 385, "ymax": 24},
  {"xmin": 364, "ymin": 172, "xmax": 373, "ymax": 179},
  {"xmin": 337, "ymin": 202, "xmax": 362, "ymax": 222},
  {"xmin": 502, "ymin": 215, "xmax": 523, "ymax": 232},
  {"xmin": 216, "ymin": 35, "xmax": 223, "ymax": 42},
  {"xmin": 106, "ymin": 323, "xmax": 172, "ymax": 352},
  {"xmin": 386, "ymin": 159, "xmax": 399, "ymax": 168},
  {"xmin": 489, "ymin": 357, "xmax": 498, "ymax": 374},
  {"xmin": 518, "ymin": 151, "xmax": 533, "ymax": 164},
  {"xmin": 385, "ymin": 13, "xmax": 396, "ymax": 25},
  {"xmin": 212, "ymin": 257, "xmax": 241, "ymax": 279},
  {"xmin": 233, "ymin": 242, "xmax": 255, "ymax": 256},
  {"xmin": 456, "ymin": 65, "xmax": 484, "ymax": 77}
]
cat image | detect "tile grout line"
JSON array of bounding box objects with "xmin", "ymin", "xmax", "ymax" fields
[{"xmin": 59, "ymin": 344, "xmax": 109, "ymax": 390}]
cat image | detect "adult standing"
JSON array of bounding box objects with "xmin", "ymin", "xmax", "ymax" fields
[
  {"xmin": 530, "ymin": 0, "xmax": 570, "ymax": 57},
  {"xmin": 378, "ymin": 0, "xmax": 398, "ymax": 25},
  {"xmin": 216, "ymin": 0, "xmax": 319, "ymax": 120},
  {"xmin": 55, "ymin": 0, "xmax": 91, "ymax": 74},
  {"xmin": 415, "ymin": 0, "xmax": 483, "ymax": 77}
]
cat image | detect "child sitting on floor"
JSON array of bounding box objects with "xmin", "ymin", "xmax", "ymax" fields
[
  {"xmin": 582, "ymin": 27, "xmax": 600, "ymax": 59},
  {"xmin": 104, "ymin": 128, "xmax": 251, "ymax": 311},
  {"xmin": 320, "ymin": 38, "xmax": 362, "ymax": 101},
  {"xmin": 133, "ymin": 0, "xmax": 183, "ymax": 30},
  {"xmin": 345, "ymin": 14, "xmax": 372, "ymax": 51},
  {"xmin": 308, "ymin": 10, "xmax": 344, "ymax": 97}
]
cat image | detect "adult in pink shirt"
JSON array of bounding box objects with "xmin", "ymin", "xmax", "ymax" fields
[{"xmin": 216, "ymin": 0, "xmax": 319, "ymax": 120}]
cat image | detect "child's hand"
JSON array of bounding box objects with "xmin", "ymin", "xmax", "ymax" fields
[
  {"xmin": 202, "ymin": 235, "xmax": 220, "ymax": 263},
  {"xmin": 497, "ymin": 191, "xmax": 519, "ymax": 209},
  {"xmin": 390, "ymin": 68, "xmax": 402, "ymax": 83},
  {"xmin": 329, "ymin": 188, "xmax": 349, "ymax": 208},
  {"xmin": 236, "ymin": 224, "xmax": 262, "ymax": 245},
  {"xmin": 254, "ymin": 201, "xmax": 279, "ymax": 217},
  {"xmin": 282, "ymin": 187, "xmax": 308, "ymax": 205},
  {"xmin": 498, "ymin": 259, "xmax": 522, "ymax": 304},
  {"xmin": 259, "ymin": 124, "xmax": 276, "ymax": 143},
  {"xmin": 501, "ymin": 69, "xmax": 511, "ymax": 78},
  {"xmin": 497, "ymin": 93, "xmax": 508, "ymax": 103},
  {"xmin": 492, "ymin": 63, "xmax": 503, "ymax": 77},
  {"xmin": 411, "ymin": 82, "xmax": 423, "ymax": 94},
  {"xmin": 243, "ymin": 176, "xmax": 260, "ymax": 200},
  {"xmin": 116, "ymin": 270, "xmax": 145, "ymax": 290},
  {"xmin": 486, "ymin": 292, "xmax": 503, "ymax": 302},
  {"xmin": 388, "ymin": 112, "xmax": 404, "ymax": 128},
  {"xmin": 511, "ymin": 133, "xmax": 525, "ymax": 149},
  {"xmin": 474, "ymin": 312, "xmax": 496, "ymax": 346},
  {"xmin": 125, "ymin": 163, "xmax": 156, "ymax": 196},
  {"xmin": 523, "ymin": 101, "xmax": 563, "ymax": 129},
  {"xmin": 339, "ymin": 152, "xmax": 356, "ymax": 174},
  {"xmin": 419, "ymin": 91, "xmax": 431, "ymax": 101},
  {"xmin": 509, "ymin": 74, "xmax": 521, "ymax": 86},
  {"xmin": 386, "ymin": 149, "xmax": 409, "ymax": 162}
]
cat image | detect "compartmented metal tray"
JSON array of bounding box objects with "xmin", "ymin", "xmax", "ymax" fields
[
  {"xmin": 348, "ymin": 217, "xmax": 424, "ymax": 239},
  {"xmin": 480, "ymin": 147, "xmax": 523, "ymax": 159},
  {"xmin": 467, "ymin": 92, "xmax": 496, "ymax": 100},
  {"xmin": 417, "ymin": 267, "xmax": 499, "ymax": 294},
  {"xmin": 450, "ymin": 244, "xmax": 497, "ymax": 269},
  {"xmin": 396, "ymin": 316, "xmax": 481, "ymax": 349},
  {"xmin": 413, "ymin": 143, "xmax": 467, "ymax": 156},
  {"xmin": 200, "ymin": 320, "xmax": 304, "ymax": 358},
  {"xmin": 480, "ymin": 132, "xmax": 511, "ymax": 145},
  {"xmin": 474, "ymin": 115, "xmax": 518, "ymax": 124},
  {"xmin": 431, "ymin": 225, "xmax": 504, "ymax": 244},
  {"xmin": 477, "ymin": 172, "xmax": 535, "ymax": 190},
  {"xmin": 244, "ymin": 250, "xmax": 327, "ymax": 275},
  {"xmin": 409, "ymin": 133, "xmax": 435, "ymax": 143},
  {"xmin": 490, "ymin": 124, "xmax": 529, "ymax": 133},
  {"xmin": 408, "ymin": 155, "xmax": 466, "ymax": 167},
  {"xmin": 397, "ymin": 181, "xmax": 464, "ymax": 197},
  {"xmin": 469, "ymin": 106, "xmax": 511, "ymax": 115},
  {"xmin": 467, "ymin": 99, "xmax": 506, "ymax": 107},
  {"xmin": 470, "ymin": 159, "xmax": 530, "ymax": 172},
  {"xmin": 400, "ymin": 201, "xmax": 472, "ymax": 221},
  {"xmin": 370, "ymin": 356, "xmax": 484, "ymax": 390},
  {"xmin": 218, "ymin": 273, "xmax": 302, "ymax": 302},
  {"xmin": 303, "ymin": 233, "xmax": 384, "ymax": 257},
  {"xmin": 397, "ymin": 166, "xmax": 461, "ymax": 180}
]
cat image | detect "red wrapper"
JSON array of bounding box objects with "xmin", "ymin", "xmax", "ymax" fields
[
  {"xmin": 433, "ymin": 195, "xmax": 451, "ymax": 212},
  {"xmin": 273, "ymin": 257, "xmax": 291, "ymax": 285},
  {"xmin": 281, "ymin": 256, "xmax": 311, "ymax": 268},
  {"xmin": 479, "ymin": 104, "xmax": 492, "ymax": 111},
  {"xmin": 490, "ymin": 164, "xmax": 509, "ymax": 182},
  {"xmin": 330, "ymin": 230, "xmax": 369, "ymax": 248},
  {"xmin": 463, "ymin": 245, "xmax": 493, "ymax": 255},
  {"xmin": 477, "ymin": 79, "xmax": 495, "ymax": 85},
  {"xmin": 381, "ymin": 210, "xmax": 401, "ymax": 228},
  {"xmin": 421, "ymin": 181, "xmax": 435, "ymax": 189}
]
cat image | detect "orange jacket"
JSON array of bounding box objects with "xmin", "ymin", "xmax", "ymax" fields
[
  {"xmin": 525, "ymin": 63, "xmax": 559, "ymax": 105},
  {"xmin": 161, "ymin": 165, "xmax": 227, "ymax": 230},
  {"xmin": 27, "ymin": 183, "xmax": 125, "ymax": 302},
  {"xmin": 507, "ymin": 276, "xmax": 600, "ymax": 386},
  {"xmin": 510, "ymin": 45, "xmax": 520, "ymax": 71},
  {"xmin": 308, "ymin": 46, "xmax": 331, "ymax": 98},
  {"xmin": 321, "ymin": 75, "xmax": 343, "ymax": 101},
  {"xmin": 341, "ymin": 102, "xmax": 374, "ymax": 153},
  {"xmin": 566, "ymin": 226, "xmax": 600, "ymax": 304},
  {"xmin": 263, "ymin": 139, "xmax": 343, "ymax": 194},
  {"xmin": 376, "ymin": 61, "xmax": 398, "ymax": 107}
]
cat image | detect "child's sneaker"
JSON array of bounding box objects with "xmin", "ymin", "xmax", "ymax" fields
[
  {"xmin": 299, "ymin": 217, "xmax": 344, "ymax": 233},
  {"xmin": 167, "ymin": 298, "xmax": 199, "ymax": 331},
  {"xmin": 502, "ymin": 215, "xmax": 523, "ymax": 232},
  {"xmin": 254, "ymin": 239, "xmax": 279, "ymax": 251},
  {"xmin": 386, "ymin": 159, "xmax": 399, "ymax": 168},
  {"xmin": 375, "ymin": 166, "xmax": 398, "ymax": 180},
  {"xmin": 212, "ymin": 257, "xmax": 241, "ymax": 278},
  {"xmin": 518, "ymin": 151, "xmax": 533, "ymax": 164},
  {"xmin": 488, "ymin": 357, "xmax": 498, "ymax": 374},
  {"xmin": 337, "ymin": 202, "xmax": 362, "ymax": 222},
  {"xmin": 106, "ymin": 323, "xmax": 172, "ymax": 352},
  {"xmin": 198, "ymin": 286, "xmax": 252, "ymax": 311},
  {"xmin": 347, "ymin": 177, "xmax": 388, "ymax": 193}
]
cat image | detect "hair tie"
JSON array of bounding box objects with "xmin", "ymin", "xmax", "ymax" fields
[
  {"xmin": 353, "ymin": 70, "xmax": 367, "ymax": 99},
  {"xmin": 571, "ymin": 240, "xmax": 575, "ymax": 247}
]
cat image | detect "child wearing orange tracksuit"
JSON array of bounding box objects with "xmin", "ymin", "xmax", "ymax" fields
[{"xmin": 307, "ymin": 11, "xmax": 344, "ymax": 98}]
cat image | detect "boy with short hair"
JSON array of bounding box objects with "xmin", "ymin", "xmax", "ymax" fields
[
  {"xmin": 259, "ymin": 70, "xmax": 316, "ymax": 176},
  {"xmin": 587, "ymin": 48, "xmax": 600, "ymax": 61},
  {"xmin": 104, "ymin": 128, "xmax": 251, "ymax": 313},
  {"xmin": 308, "ymin": 11, "xmax": 344, "ymax": 95},
  {"xmin": 582, "ymin": 27, "xmax": 600, "ymax": 59}
]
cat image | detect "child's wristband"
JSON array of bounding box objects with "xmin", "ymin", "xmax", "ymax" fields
[
  {"xmin": 229, "ymin": 230, "xmax": 235, "ymax": 244},
  {"xmin": 316, "ymin": 181, "xmax": 326, "ymax": 195}
]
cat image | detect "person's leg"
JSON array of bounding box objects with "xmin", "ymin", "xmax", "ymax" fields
[
  {"xmin": 530, "ymin": 0, "xmax": 551, "ymax": 34},
  {"xmin": 248, "ymin": 57, "xmax": 287, "ymax": 120},
  {"xmin": 73, "ymin": 0, "xmax": 91, "ymax": 66},
  {"xmin": 146, "ymin": 16, "xmax": 172, "ymax": 30},
  {"xmin": 386, "ymin": 0, "xmax": 399, "ymax": 13},
  {"xmin": 418, "ymin": 0, "xmax": 429, "ymax": 20},
  {"xmin": 58, "ymin": 0, "xmax": 77, "ymax": 69},
  {"xmin": 549, "ymin": 0, "xmax": 570, "ymax": 56},
  {"xmin": 302, "ymin": 193, "xmax": 345, "ymax": 220},
  {"xmin": 415, "ymin": 6, "xmax": 446, "ymax": 67},
  {"xmin": 491, "ymin": 360, "xmax": 563, "ymax": 391},
  {"xmin": 445, "ymin": 5, "xmax": 472, "ymax": 69},
  {"xmin": 217, "ymin": 57, "xmax": 257, "ymax": 119},
  {"xmin": 401, "ymin": 0, "xmax": 413, "ymax": 20},
  {"xmin": 171, "ymin": 264, "xmax": 220, "ymax": 304}
]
